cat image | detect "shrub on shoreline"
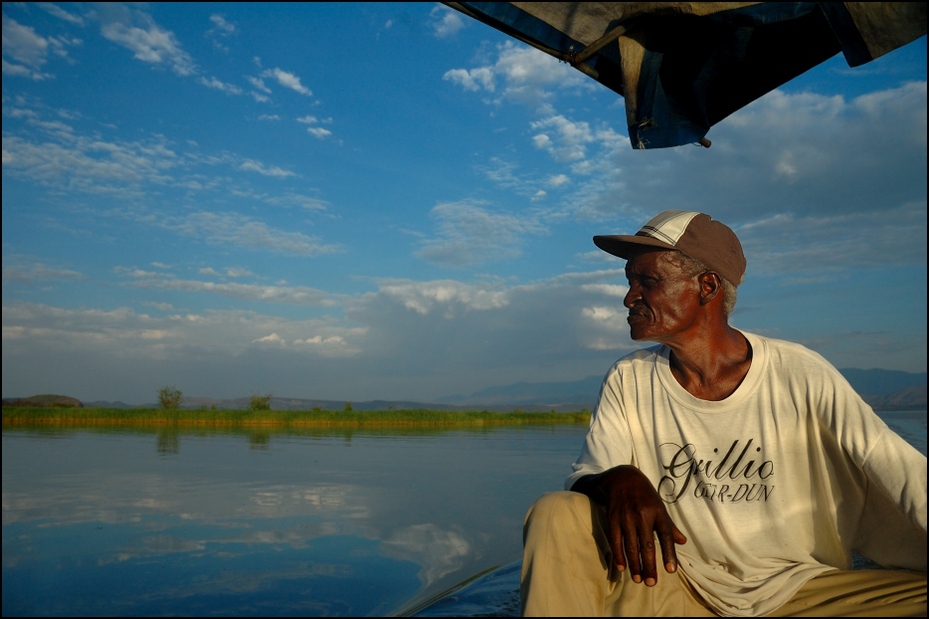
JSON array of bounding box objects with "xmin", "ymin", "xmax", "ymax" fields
[{"xmin": 158, "ymin": 386, "xmax": 183, "ymax": 410}]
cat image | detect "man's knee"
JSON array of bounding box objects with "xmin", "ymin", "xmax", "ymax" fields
[
  {"xmin": 525, "ymin": 491, "xmax": 591, "ymax": 531},
  {"xmin": 522, "ymin": 492, "xmax": 612, "ymax": 617}
]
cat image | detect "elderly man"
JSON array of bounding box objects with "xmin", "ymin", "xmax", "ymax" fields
[{"xmin": 521, "ymin": 211, "xmax": 927, "ymax": 616}]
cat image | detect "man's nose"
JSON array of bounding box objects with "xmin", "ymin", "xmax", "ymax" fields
[{"xmin": 623, "ymin": 285, "xmax": 639, "ymax": 308}]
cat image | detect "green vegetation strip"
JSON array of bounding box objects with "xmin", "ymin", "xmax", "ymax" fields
[{"xmin": 2, "ymin": 407, "xmax": 590, "ymax": 428}]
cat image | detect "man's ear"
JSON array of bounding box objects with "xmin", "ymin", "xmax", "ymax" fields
[{"xmin": 698, "ymin": 271, "xmax": 722, "ymax": 306}]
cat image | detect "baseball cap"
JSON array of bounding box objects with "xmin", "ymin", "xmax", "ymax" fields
[{"xmin": 593, "ymin": 210, "xmax": 746, "ymax": 285}]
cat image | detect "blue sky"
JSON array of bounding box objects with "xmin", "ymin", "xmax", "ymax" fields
[{"xmin": 2, "ymin": 3, "xmax": 926, "ymax": 404}]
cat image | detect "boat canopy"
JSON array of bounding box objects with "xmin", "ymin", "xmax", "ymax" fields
[{"xmin": 443, "ymin": 2, "xmax": 927, "ymax": 149}]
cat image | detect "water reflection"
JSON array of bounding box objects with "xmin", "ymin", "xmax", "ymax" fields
[
  {"xmin": 5, "ymin": 413, "xmax": 924, "ymax": 616},
  {"xmin": 2, "ymin": 424, "xmax": 588, "ymax": 616},
  {"xmin": 157, "ymin": 426, "xmax": 180, "ymax": 455},
  {"xmin": 383, "ymin": 523, "xmax": 472, "ymax": 586},
  {"xmin": 249, "ymin": 431, "xmax": 271, "ymax": 451}
]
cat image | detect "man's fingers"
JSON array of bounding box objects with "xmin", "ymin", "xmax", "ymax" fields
[
  {"xmin": 620, "ymin": 521, "xmax": 643, "ymax": 582},
  {"xmin": 639, "ymin": 533, "xmax": 659, "ymax": 586},
  {"xmin": 622, "ymin": 513, "xmax": 661, "ymax": 584},
  {"xmin": 609, "ymin": 516, "xmax": 627, "ymax": 573},
  {"xmin": 658, "ymin": 520, "xmax": 687, "ymax": 574},
  {"xmin": 598, "ymin": 466, "xmax": 686, "ymax": 586},
  {"xmin": 658, "ymin": 527, "xmax": 678, "ymax": 574},
  {"xmin": 612, "ymin": 536, "xmax": 628, "ymax": 572}
]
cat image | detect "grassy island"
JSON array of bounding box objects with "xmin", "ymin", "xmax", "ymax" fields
[{"xmin": 1, "ymin": 407, "xmax": 591, "ymax": 429}]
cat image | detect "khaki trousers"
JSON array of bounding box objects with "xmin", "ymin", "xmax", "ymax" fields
[{"xmin": 522, "ymin": 491, "xmax": 927, "ymax": 617}]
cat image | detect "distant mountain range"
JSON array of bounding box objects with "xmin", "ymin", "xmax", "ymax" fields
[
  {"xmin": 836, "ymin": 368, "xmax": 927, "ymax": 403},
  {"xmin": 71, "ymin": 367, "xmax": 926, "ymax": 412},
  {"xmin": 437, "ymin": 375, "xmax": 604, "ymax": 410},
  {"xmin": 80, "ymin": 396, "xmax": 528, "ymax": 413},
  {"xmin": 437, "ymin": 368, "xmax": 927, "ymax": 412}
]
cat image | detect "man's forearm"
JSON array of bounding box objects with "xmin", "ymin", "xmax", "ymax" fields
[
  {"xmin": 571, "ymin": 465, "xmax": 640, "ymax": 504},
  {"xmin": 570, "ymin": 473, "xmax": 607, "ymax": 503}
]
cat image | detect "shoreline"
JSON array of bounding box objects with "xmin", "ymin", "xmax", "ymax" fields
[{"xmin": 1, "ymin": 407, "xmax": 591, "ymax": 428}]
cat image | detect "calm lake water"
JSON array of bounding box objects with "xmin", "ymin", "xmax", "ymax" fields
[
  {"xmin": 3, "ymin": 411, "xmax": 926, "ymax": 617},
  {"xmin": 2, "ymin": 424, "xmax": 588, "ymax": 616}
]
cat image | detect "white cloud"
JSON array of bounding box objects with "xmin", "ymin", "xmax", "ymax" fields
[
  {"xmin": 238, "ymin": 159, "xmax": 295, "ymax": 178},
  {"xmin": 261, "ymin": 67, "xmax": 312, "ymax": 96},
  {"xmin": 1, "ymin": 303, "xmax": 364, "ymax": 365},
  {"xmin": 306, "ymin": 127, "xmax": 332, "ymax": 139},
  {"xmin": 372, "ymin": 279, "xmax": 510, "ymax": 316},
  {"xmin": 480, "ymin": 157, "xmax": 520, "ymax": 187},
  {"xmin": 580, "ymin": 284, "xmax": 628, "ymax": 297},
  {"xmin": 0, "ymin": 263, "xmax": 790, "ymax": 401},
  {"xmin": 253, "ymin": 332, "xmax": 285, "ymax": 344},
  {"xmin": 225, "ymin": 268, "xmax": 252, "ymax": 278},
  {"xmin": 3, "ymin": 262, "xmax": 84, "ymax": 283},
  {"xmin": 247, "ymin": 75, "xmax": 271, "ymax": 93},
  {"xmin": 444, "ymin": 41, "xmax": 588, "ymax": 104},
  {"xmin": 531, "ymin": 115, "xmax": 594, "ymax": 162},
  {"xmin": 2, "ymin": 58, "xmax": 41, "ymax": 79},
  {"xmin": 264, "ymin": 193, "xmax": 329, "ymax": 211},
  {"xmin": 1, "ymin": 131, "xmax": 179, "ymax": 193},
  {"xmin": 582, "ymin": 305, "xmax": 626, "ymax": 326},
  {"xmin": 0, "ymin": 14, "xmax": 75, "ymax": 79},
  {"xmin": 564, "ymin": 82, "xmax": 928, "ymax": 232},
  {"xmin": 338, "ymin": 272, "xmax": 640, "ymax": 395},
  {"xmin": 2, "ymin": 15, "xmax": 50, "ymax": 69},
  {"xmin": 443, "ymin": 67, "xmax": 495, "ymax": 92},
  {"xmin": 38, "ymin": 3, "xmax": 86, "ymax": 26},
  {"xmin": 165, "ymin": 211, "xmax": 341, "ymax": 257},
  {"xmin": 292, "ymin": 335, "xmax": 355, "ymax": 357},
  {"xmin": 531, "ymin": 133, "xmax": 550, "ymax": 148},
  {"xmin": 293, "ymin": 335, "xmax": 344, "ymax": 345},
  {"xmin": 415, "ymin": 201, "xmax": 547, "ymax": 267},
  {"xmin": 144, "ymin": 302, "xmax": 174, "ymax": 311},
  {"xmin": 199, "ymin": 75, "xmax": 243, "ymax": 95},
  {"xmin": 1, "ymin": 96, "xmax": 66, "ymax": 122},
  {"xmin": 429, "ymin": 6, "xmax": 466, "ymax": 38},
  {"xmin": 593, "ymin": 126, "xmax": 625, "ymax": 151},
  {"xmin": 128, "ymin": 268, "xmax": 337, "ymax": 307},
  {"xmin": 208, "ymin": 14, "xmax": 236, "ymax": 35},
  {"xmin": 737, "ymin": 201, "xmax": 927, "ymax": 275},
  {"xmin": 126, "ymin": 268, "xmax": 160, "ymax": 278},
  {"xmin": 495, "ymin": 42, "xmax": 584, "ymax": 94},
  {"xmin": 296, "ymin": 115, "xmax": 331, "ymax": 125},
  {"xmin": 100, "ymin": 13, "xmax": 195, "ymax": 76},
  {"xmin": 479, "ymin": 142, "xmax": 593, "ymax": 200}
]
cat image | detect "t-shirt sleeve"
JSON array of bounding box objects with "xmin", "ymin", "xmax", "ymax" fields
[
  {"xmin": 854, "ymin": 425, "xmax": 928, "ymax": 570},
  {"xmin": 804, "ymin": 351, "xmax": 928, "ymax": 569},
  {"xmin": 565, "ymin": 365, "xmax": 635, "ymax": 490}
]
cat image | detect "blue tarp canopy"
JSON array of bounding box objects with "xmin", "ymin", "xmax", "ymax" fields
[{"xmin": 444, "ymin": 2, "xmax": 927, "ymax": 149}]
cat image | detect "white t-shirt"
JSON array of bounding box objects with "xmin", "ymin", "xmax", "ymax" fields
[{"xmin": 566, "ymin": 331, "xmax": 927, "ymax": 617}]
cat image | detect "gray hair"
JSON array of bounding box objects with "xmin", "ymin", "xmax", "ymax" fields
[{"xmin": 671, "ymin": 251, "xmax": 739, "ymax": 316}]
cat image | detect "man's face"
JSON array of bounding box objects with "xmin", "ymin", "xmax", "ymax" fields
[{"xmin": 623, "ymin": 249, "xmax": 702, "ymax": 343}]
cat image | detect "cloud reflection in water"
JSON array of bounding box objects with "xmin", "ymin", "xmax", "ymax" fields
[{"xmin": 2, "ymin": 425, "xmax": 586, "ymax": 615}]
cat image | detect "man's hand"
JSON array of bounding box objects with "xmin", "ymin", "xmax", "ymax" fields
[{"xmin": 573, "ymin": 465, "xmax": 686, "ymax": 586}]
